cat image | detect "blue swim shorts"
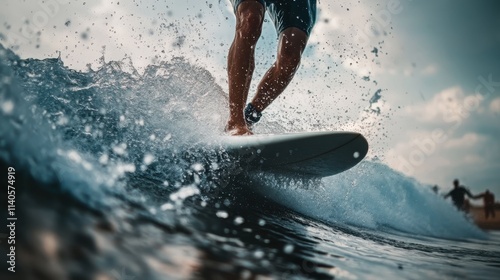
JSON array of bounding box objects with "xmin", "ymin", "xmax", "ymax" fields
[{"xmin": 229, "ymin": 0, "xmax": 317, "ymax": 37}]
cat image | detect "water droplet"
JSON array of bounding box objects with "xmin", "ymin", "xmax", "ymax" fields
[
  {"xmin": 1, "ymin": 100, "xmax": 14, "ymax": 114},
  {"xmin": 253, "ymin": 250, "xmax": 264, "ymax": 259},
  {"xmin": 191, "ymin": 163, "xmax": 204, "ymax": 172},
  {"xmin": 163, "ymin": 133, "xmax": 172, "ymax": 141},
  {"xmin": 112, "ymin": 143, "xmax": 127, "ymax": 155},
  {"xmin": 160, "ymin": 203, "xmax": 174, "ymax": 211},
  {"xmin": 99, "ymin": 154, "xmax": 109, "ymax": 165},
  {"xmin": 234, "ymin": 216, "xmax": 244, "ymax": 225},
  {"xmin": 143, "ymin": 153, "xmax": 155, "ymax": 165},
  {"xmin": 283, "ymin": 244, "xmax": 294, "ymax": 254},
  {"xmin": 216, "ymin": 211, "xmax": 228, "ymax": 218},
  {"xmin": 211, "ymin": 162, "xmax": 219, "ymax": 170},
  {"xmin": 169, "ymin": 185, "xmax": 200, "ymax": 201}
]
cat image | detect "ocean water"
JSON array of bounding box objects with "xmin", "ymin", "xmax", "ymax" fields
[{"xmin": 0, "ymin": 44, "xmax": 499, "ymax": 280}]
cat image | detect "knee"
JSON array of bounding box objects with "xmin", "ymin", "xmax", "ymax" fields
[
  {"xmin": 277, "ymin": 28, "xmax": 308, "ymax": 69},
  {"xmin": 282, "ymin": 46, "xmax": 302, "ymax": 62},
  {"xmin": 236, "ymin": 11, "xmax": 263, "ymax": 43},
  {"xmin": 278, "ymin": 47, "xmax": 302, "ymax": 70}
]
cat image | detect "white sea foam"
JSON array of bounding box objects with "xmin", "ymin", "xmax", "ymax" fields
[{"xmin": 250, "ymin": 161, "xmax": 486, "ymax": 240}]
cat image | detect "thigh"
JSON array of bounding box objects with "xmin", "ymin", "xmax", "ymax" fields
[{"xmin": 266, "ymin": 0, "xmax": 317, "ymax": 37}]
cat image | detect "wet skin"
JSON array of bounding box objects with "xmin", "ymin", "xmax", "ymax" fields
[{"xmin": 226, "ymin": 0, "xmax": 308, "ymax": 136}]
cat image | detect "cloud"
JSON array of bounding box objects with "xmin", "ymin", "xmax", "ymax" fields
[
  {"xmin": 421, "ymin": 64, "xmax": 438, "ymax": 75},
  {"xmin": 443, "ymin": 133, "xmax": 482, "ymax": 149},
  {"xmin": 384, "ymin": 129, "xmax": 496, "ymax": 192},
  {"xmin": 385, "ymin": 83, "xmax": 499, "ymax": 192},
  {"xmin": 489, "ymin": 97, "xmax": 500, "ymax": 114},
  {"xmin": 402, "ymin": 86, "xmax": 486, "ymax": 125}
]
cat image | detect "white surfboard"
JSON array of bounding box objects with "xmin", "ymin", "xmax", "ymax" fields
[{"xmin": 217, "ymin": 131, "xmax": 368, "ymax": 177}]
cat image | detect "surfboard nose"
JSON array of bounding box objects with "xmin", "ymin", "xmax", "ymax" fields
[{"xmin": 267, "ymin": 132, "xmax": 369, "ymax": 176}]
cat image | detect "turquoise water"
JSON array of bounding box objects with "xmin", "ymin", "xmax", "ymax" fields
[{"xmin": 1, "ymin": 45, "xmax": 499, "ymax": 279}]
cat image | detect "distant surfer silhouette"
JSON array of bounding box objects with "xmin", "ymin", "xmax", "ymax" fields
[
  {"xmin": 476, "ymin": 190, "xmax": 496, "ymax": 219},
  {"xmin": 444, "ymin": 179, "xmax": 476, "ymax": 211},
  {"xmin": 225, "ymin": 0, "xmax": 317, "ymax": 135}
]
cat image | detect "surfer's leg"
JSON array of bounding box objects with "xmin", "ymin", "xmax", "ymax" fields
[
  {"xmin": 250, "ymin": 0, "xmax": 316, "ymax": 113},
  {"xmin": 250, "ymin": 27, "xmax": 308, "ymax": 112},
  {"xmin": 226, "ymin": 0, "xmax": 265, "ymax": 135}
]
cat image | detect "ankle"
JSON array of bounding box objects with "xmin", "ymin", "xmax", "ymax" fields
[{"xmin": 244, "ymin": 103, "xmax": 262, "ymax": 125}]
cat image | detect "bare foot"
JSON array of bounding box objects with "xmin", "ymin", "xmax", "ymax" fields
[{"xmin": 225, "ymin": 124, "xmax": 253, "ymax": 136}]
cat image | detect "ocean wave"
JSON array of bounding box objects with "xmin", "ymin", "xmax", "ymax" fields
[
  {"xmin": 248, "ymin": 160, "xmax": 486, "ymax": 239},
  {"xmin": 0, "ymin": 43, "xmax": 484, "ymax": 242}
]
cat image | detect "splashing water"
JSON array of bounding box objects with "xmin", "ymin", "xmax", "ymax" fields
[{"xmin": 1, "ymin": 44, "xmax": 498, "ymax": 280}]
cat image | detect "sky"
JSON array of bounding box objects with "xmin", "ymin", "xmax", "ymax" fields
[{"xmin": 1, "ymin": 0, "xmax": 499, "ymax": 198}]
